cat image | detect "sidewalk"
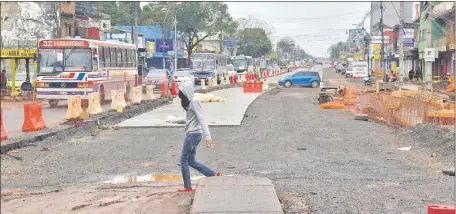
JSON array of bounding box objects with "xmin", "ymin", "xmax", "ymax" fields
[
  {"xmin": 118, "ymin": 87, "xmax": 262, "ymax": 128},
  {"xmin": 191, "ymin": 176, "xmax": 283, "ymax": 214},
  {"xmin": 1, "ymin": 99, "xmax": 111, "ymax": 144}
]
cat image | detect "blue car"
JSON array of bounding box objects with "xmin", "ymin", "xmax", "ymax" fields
[{"xmin": 278, "ymin": 70, "xmax": 321, "ymax": 88}]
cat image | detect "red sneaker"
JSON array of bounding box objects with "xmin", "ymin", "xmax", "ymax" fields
[
  {"xmin": 177, "ymin": 187, "xmax": 193, "ymax": 192},
  {"xmin": 215, "ymin": 172, "xmax": 222, "ymax": 176}
]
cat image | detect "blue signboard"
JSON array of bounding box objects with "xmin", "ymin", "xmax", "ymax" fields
[
  {"xmin": 349, "ymin": 29, "xmax": 364, "ymax": 45},
  {"xmin": 223, "ymin": 37, "xmax": 238, "ymax": 47}
]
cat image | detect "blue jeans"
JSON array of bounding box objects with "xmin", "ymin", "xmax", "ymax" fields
[{"xmin": 181, "ymin": 132, "xmax": 216, "ymax": 188}]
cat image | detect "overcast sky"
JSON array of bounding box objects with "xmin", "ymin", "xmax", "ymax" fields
[
  {"xmin": 226, "ymin": 2, "xmax": 371, "ymax": 58},
  {"xmin": 140, "ymin": 2, "xmax": 371, "ymax": 58}
]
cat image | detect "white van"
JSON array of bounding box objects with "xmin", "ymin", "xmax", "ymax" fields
[{"xmin": 345, "ymin": 60, "xmax": 354, "ymax": 78}]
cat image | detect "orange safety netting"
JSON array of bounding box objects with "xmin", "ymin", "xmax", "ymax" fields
[{"xmin": 320, "ymin": 85, "xmax": 455, "ymax": 127}]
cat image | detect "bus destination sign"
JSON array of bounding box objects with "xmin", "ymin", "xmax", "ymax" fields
[{"xmin": 39, "ymin": 40, "xmax": 89, "ymax": 48}]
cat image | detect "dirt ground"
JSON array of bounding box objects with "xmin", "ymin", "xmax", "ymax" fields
[{"xmin": 1, "ymin": 184, "xmax": 192, "ymax": 214}]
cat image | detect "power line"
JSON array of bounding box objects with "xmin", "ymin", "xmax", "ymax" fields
[{"xmin": 270, "ymin": 10, "xmax": 368, "ymax": 22}]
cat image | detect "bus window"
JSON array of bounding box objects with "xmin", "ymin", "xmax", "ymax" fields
[
  {"xmin": 122, "ymin": 49, "xmax": 127, "ymax": 68},
  {"xmin": 129, "ymin": 49, "xmax": 135, "ymax": 67},
  {"xmin": 104, "ymin": 47, "xmax": 110, "ymax": 67},
  {"xmin": 110, "ymin": 48, "xmax": 116, "ymax": 67},
  {"xmin": 99, "ymin": 46, "xmax": 104, "ymax": 68},
  {"xmin": 116, "ymin": 48, "xmax": 122, "ymax": 67},
  {"xmin": 92, "ymin": 51, "xmax": 98, "ymax": 71},
  {"xmin": 126, "ymin": 49, "xmax": 130, "ymax": 67}
]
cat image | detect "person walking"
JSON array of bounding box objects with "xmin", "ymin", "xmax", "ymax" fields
[
  {"xmin": 416, "ymin": 67, "xmax": 422, "ymax": 82},
  {"xmin": 177, "ymin": 82, "xmax": 221, "ymax": 192},
  {"xmin": 408, "ymin": 69, "xmax": 414, "ymax": 81},
  {"xmin": 0, "ymin": 69, "xmax": 7, "ymax": 90}
]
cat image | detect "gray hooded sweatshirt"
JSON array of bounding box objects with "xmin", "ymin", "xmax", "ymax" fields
[{"xmin": 179, "ymin": 82, "xmax": 212, "ymax": 140}]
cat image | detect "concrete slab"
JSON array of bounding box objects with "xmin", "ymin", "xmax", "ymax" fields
[
  {"xmin": 400, "ymin": 83, "xmax": 420, "ymax": 90},
  {"xmin": 197, "ymin": 176, "xmax": 273, "ymax": 186},
  {"xmin": 191, "ymin": 176, "xmax": 283, "ymax": 214},
  {"xmin": 118, "ymin": 87, "xmax": 262, "ymax": 128}
]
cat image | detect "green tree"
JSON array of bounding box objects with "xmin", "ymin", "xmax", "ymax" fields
[
  {"xmin": 327, "ymin": 41, "xmax": 347, "ymax": 60},
  {"xmin": 237, "ymin": 28, "xmax": 272, "ymax": 58},
  {"xmin": 277, "ymin": 37, "xmax": 295, "ymax": 55},
  {"xmin": 91, "ymin": 2, "xmax": 140, "ymax": 26},
  {"xmin": 144, "ymin": 2, "xmax": 237, "ymax": 65}
]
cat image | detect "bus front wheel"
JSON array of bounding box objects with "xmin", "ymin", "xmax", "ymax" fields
[{"xmin": 49, "ymin": 99, "xmax": 59, "ymax": 108}]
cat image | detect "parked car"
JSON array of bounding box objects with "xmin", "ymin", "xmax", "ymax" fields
[
  {"xmin": 143, "ymin": 68, "xmax": 170, "ymax": 92},
  {"xmin": 192, "ymin": 69, "xmax": 216, "ymax": 85},
  {"xmin": 173, "ymin": 68, "xmax": 195, "ymax": 85},
  {"xmin": 278, "ymin": 69, "xmax": 321, "ymax": 88},
  {"xmin": 345, "ymin": 61, "xmax": 354, "ymax": 78}
]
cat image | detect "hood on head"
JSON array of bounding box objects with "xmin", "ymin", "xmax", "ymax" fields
[{"xmin": 179, "ymin": 81, "xmax": 195, "ymax": 100}]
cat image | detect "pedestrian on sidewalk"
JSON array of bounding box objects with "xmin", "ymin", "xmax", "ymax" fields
[
  {"xmin": 416, "ymin": 67, "xmax": 422, "ymax": 82},
  {"xmin": 408, "ymin": 69, "xmax": 414, "ymax": 81},
  {"xmin": 0, "ymin": 69, "xmax": 7, "ymax": 90},
  {"xmin": 177, "ymin": 82, "xmax": 221, "ymax": 193}
]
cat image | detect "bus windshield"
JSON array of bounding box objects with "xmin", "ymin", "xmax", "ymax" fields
[
  {"xmin": 232, "ymin": 58, "xmax": 247, "ymax": 69},
  {"xmin": 190, "ymin": 58, "xmax": 215, "ymax": 70},
  {"xmin": 38, "ymin": 48, "xmax": 92, "ymax": 75}
]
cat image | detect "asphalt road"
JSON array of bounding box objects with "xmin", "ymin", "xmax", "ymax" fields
[{"xmin": 1, "ymin": 67, "xmax": 453, "ymax": 213}]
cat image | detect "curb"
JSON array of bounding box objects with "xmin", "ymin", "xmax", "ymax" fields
[{"xmin": 1, "ymin": 98, "xmax": 170, "ymax": 154}]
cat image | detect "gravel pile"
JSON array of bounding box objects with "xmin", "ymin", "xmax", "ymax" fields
[{"xmin": 400, "ymin": 123, "xmax": 455, "ymax": 168}]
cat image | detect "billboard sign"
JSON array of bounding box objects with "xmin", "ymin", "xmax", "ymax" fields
[
  {"xmin": 352, "ymin": 61, "xmax": 368, "ymax": 77},
  {"xmin": 371, "ymin": 36, "xmax": 390, "ymax": 44},
  {"xmin": 223, "ymin": 37, "xmax": 238, "ymax": 47},
  {"xmin": 146, "ymin": 41, "xmax": 155, "ymax": 58},
  {"xmin": 401, "ymin": 28, "xmax": 415, "ymax": 47},
  {"xmin": 349, "ymin": 29, "xmax": 364, "ymax": 44},
  {"xmin": 372, "ymin": 44, "xmax": 381, "ymax": 60}
]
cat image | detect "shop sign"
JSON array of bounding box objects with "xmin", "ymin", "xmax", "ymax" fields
[{"xmin": 1, "ymin": 49, "xmax": 37, "ymax": 58}]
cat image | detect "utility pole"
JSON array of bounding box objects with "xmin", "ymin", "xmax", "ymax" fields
[
  {"xmin": 398, "ymin": 2, "xmax": 404, "ymax": 85},
  {"xmin": 425, "ymin": 3, "xmax": 433, "ymax": 91},
  {"xmin": 174, "ymin": 13, "xmax": 177, "ymax": 72},
  {"xmin": 160, "ymin": 24, "xmax": 166, "ymax": 70},
  {"xmin": 380, "ymin": 2, "xmax": 385, "ymax": 82},
  {"xmin": 133, "ymin": 3, "xmax": 138, "ymax": 59},
  {"xmin": 370, "ymin": 3, "xmax": 373, "ymax": 71}
]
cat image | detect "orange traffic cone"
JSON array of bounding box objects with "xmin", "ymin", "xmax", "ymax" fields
[
  {"xmin": 161, "ymin": 82, "xmax": 169, "ymax": 97},
  {"xmin": 171, "ymin": 82, "xmax": 178, "ymax": 96},
  {"xmin": 22, "ymin": 103, "xmax": 39, "ymax": 132}
]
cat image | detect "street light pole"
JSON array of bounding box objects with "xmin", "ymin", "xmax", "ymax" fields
[
  {"xmin": 174, "ymin": 13, "xmax": 177, "ymax": 72},
  {"xmin": 399, "ymin": 2, "xmax": 404, "ymax": 85},
  {"xmin": 380, "ymin": 2, "xmax": 385, "ymax": 82}
]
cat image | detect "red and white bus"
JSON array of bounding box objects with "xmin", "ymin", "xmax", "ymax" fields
[{"xmin": 36, "ymin": 38, "xmax": 137, "ymax": 107}]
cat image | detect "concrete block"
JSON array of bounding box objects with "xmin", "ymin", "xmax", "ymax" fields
[
  {"xmin": 197, "ymin": 176, "xmax": 273, "ymax": 187},
  {"xmin": 191, "ymin": 176, "xmax": 283, "ymax": 214},
  {"xmin": 354, "ymin": 114, "xmax": 368, "ymax": 121}
]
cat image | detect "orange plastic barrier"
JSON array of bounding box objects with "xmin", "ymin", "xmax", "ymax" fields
[
  {"xmin": 1, "ymin": 109, "xmax": 7, "ymax": 140},
  {"xmin": 319, "ymin": 101, "xmax": 346, "ymax": 109},
  {"xmin": 243, "ymin": 81, "xmax": 263, "ymax": 93},
  {"xmin": 428, "ymin": 205, "xmax": 455, "ymax": 214},
  {"xmin": 161, "ymin": 82, "xmax": 169, "ymax": 97},
  {"xmin": 22, "ymin": 102, "xmax": 46, "ymax": 132}
]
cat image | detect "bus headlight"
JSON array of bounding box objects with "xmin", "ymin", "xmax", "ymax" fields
[
  {"xmin": 77, "ymin": 82, "xmax": 93, "ymax": 88},
  {"xmin": 36, "ymin": 82, "xmax": 49, "ymax": 88}
]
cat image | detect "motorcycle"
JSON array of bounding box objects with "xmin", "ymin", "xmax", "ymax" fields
[{"xmin": 363, "ymin": 76, "xmax": 375, "ymax": 87}]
